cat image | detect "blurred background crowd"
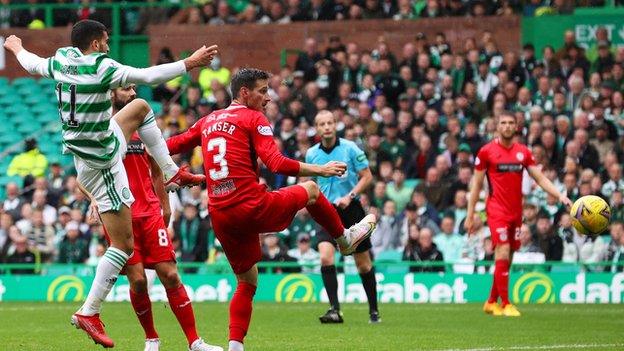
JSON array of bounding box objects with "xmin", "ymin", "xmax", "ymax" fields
[
  {"xmin": 0, "ymin": 0, "xmax": 619, "ymax": 32},
  {"xmin": 1, "ymin": 22, "xmax": 624, "ymax": 274}
]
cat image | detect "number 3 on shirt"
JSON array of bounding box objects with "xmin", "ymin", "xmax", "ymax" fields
[{"xmin": 207, "ymin": 137, "xmax": 229, "ymax": 180}]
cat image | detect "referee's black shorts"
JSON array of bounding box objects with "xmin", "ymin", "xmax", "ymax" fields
[{"xmin": 315, "ymin": 199, "xmax": 372, "ymax": 254}]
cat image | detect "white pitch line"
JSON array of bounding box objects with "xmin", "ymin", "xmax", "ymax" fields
[{"xmin": 437, "ymin": 343, "xmax": 624, "ymax": 351}]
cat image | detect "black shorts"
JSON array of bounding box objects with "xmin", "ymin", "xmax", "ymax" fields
[{"xmin": 315, "ymin": 199, "xmax": 372, "ymax": 254}]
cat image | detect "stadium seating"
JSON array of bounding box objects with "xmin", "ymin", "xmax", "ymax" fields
[{"xmin": 0, "ymin": 77, "xmax": 162, "ymax": 201}]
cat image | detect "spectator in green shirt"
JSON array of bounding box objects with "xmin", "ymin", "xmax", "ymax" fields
[
  {"xmin": 57, "ymin": 221, "xmax": 89, "ymax": 264},
  {"xmin": 433, "ymin": 215, "xmax": 464, "ymax": 263},
  {"xmin": 380, "ymin": 121, "xmax": 406, "ymax": 167},
  {"xmin": 385, "ymin": 168, "xmax": 415, "ymax": 213}
]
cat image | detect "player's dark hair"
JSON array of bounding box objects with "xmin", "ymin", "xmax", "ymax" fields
[
  {"xmin": 230, "ymin": 68, "xmax": 270, "ymax": 99},
  {"xmin": 71, "ymin": 20, "xmax": 107, "ymax": 51},
  {"xmin": 499, "ymin": 110, "xmax": 516, "ymax": 120}
]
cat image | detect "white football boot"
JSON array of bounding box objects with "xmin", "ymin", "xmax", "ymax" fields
[
  {"xmin": 189, "ymin": 338, "xmax": 224, "ymax": 351},
  {"xmin": 340, "ymin": 214, "xmax": 377, "ymax": 255},
  {"xmin": 144, "ymin": 338, "xmax": 160, "ymax": 351}
]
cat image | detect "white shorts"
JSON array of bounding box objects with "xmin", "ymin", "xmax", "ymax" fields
[{"xmin": 74, "ymin": 120, "xmax": 135, "ymax": 213}]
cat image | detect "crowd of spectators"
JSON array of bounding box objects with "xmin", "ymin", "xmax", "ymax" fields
[
  {"xmin": 0, "ymin": 0, "xmax": 617, "ymax": 33},
  {"xmin": 2, "ymin": 25, "xmax": 624, "ymax": 274}
]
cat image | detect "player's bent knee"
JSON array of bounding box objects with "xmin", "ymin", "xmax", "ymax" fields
[
  {"xmin": 301, "ymin": 181, "xmax": 319, "ymax": 204},
  {"xmin": 160, "ymin": 269, "xmax": 181, "ymax": 289},
  {"xmin": 129, "ymin": 275, "xmax": 148, "ymax": 294}
]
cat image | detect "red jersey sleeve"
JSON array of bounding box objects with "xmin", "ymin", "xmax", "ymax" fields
[
  {"xmin": 166, "ymin": 117, "xmax": 205, "ymax": 155},
  {"xmin": 249, "ymin": 112, "xmax": 300, "ymax": 176},
  {"xmin": 523, "ymin": 145, "xmax": 536, "ymax": 168},
  {"xmin": 474, "ymin": 145, "xmax": 489, "ymax": 171}
]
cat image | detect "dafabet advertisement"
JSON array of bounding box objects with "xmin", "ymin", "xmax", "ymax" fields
[{"xmin": 1, "ymin": 272, "xmax": 623, "ymax": 303}]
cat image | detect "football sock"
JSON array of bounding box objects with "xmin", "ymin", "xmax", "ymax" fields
[
  {"xmin": 137, "ymin": 109, "xmax": 178, "ymax": 179},
  {"xmin": 166, "ymin": 285, "xmax": 199, "ymax": 346},
  {"xmin": 495, "ymin": 259, "xmax": 511, "ymax": 306},
  {"xmin": 229, "ymin": 340, "xmax": 244, "ymax": 351},
  {"xmin": 129, "ymin": 289, "xmax": 159, "ymax": 339},
  {"xmin": 306, "ymin": 192, "xmax": 346, "ymax": 239},
  {"xmin": 79, "ymin": 247, "xmax": 128, "ymax": 316},
  {"xmin": 321, "ymin": 265, "xmax": 340, "ymax": 311},
  {"xmin": 359, "ymin": 267, "xmax": 378, "ymax": 313},
  {"xmin": 487, "ymin": 278, "xmax": 499, "ymax": 304},
  {"xmin": 229, "ymin": 281, "xmax": 256, "ymax": 343}
]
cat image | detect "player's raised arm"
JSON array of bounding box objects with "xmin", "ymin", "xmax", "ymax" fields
[
  {"xmin": 251, "ymin": 113, "xmax": 346, "ymax": 177},
  {"xmin": 166, "ymin": 117, "xmax": 205, "ymax": 155},
  {"xmin": 111, "ymin": 44, "xmax": 218, "ymax": 87},
  {"xmin": 4, "ymin": 35, "xmax": 52, "ymax": 77},
  {"xmin": 527, "ymin": 165, "xmax": 572, "ymax": 208}
]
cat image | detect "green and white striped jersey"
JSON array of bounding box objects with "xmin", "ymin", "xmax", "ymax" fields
[{"xmin": 44, "ymin": 47, "xmax": 132, "ymax": 169}]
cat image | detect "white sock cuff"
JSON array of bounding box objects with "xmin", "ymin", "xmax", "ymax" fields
[
  {"xmin": 103, "ymin": 248, "xmax": 129, "ymax": 270},
  {"xmin": 139, "ymin": 110, "xmax": 156, "ymax": 128}
]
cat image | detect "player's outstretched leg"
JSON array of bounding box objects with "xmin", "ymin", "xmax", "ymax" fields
[
  {"xmin": 299, "ymin": 181, "xmax": 376, "ymax": 255},
  {"xmin": 354, "ymin": 251, "xmax": 380, "ymax": 323},
  {"xmin": 155, "ymin": 262, "xmax": 223, "ymax": 351},
  {"xmin": 318, "ymin": 243, "xmax": 343, "ymax": 323},
  {"xmin": 228, "ymin": 266, "xmax": 258, "ymax": 351},
  {"xmin": 127, "ymin": 263, "xmax": 161, "ymax": 351},
  {"xmin": 72, "ymin": 207, "xmax": 134, "ymax": 348},
  {"xmin": 112, "ymin": 99, "xmax": 205, "ymax": 191}
]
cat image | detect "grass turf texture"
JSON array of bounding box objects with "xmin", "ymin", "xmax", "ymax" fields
[{"xmin": 0, "ymin": 302, "xmax": 622, "ymax": 351}]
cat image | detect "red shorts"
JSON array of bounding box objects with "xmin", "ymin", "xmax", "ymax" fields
[
  {"xmin": 126, "ymin": 215, "xmax": 176, "ymax": 268},
  {"xmin": 210, "ymin": 185, "xmax": 309, "ymax": 274},
  {"xmin": 488, "ymin": 217, "xmax": 522, "ymax": 251}
]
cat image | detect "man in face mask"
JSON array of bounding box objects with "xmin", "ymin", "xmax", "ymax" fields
[{"xmin": 198, "ymin": 55, "xmax": 232, "ymax": 99}]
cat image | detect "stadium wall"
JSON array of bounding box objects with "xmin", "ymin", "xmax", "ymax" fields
[
  {"xmin": 2, "ymin": 272, "xmax": 623, "ymax": 304},
  {"xmin": 0, "ymin": 28, "xmax": 71, "ymax": 79},
  {"xmin": 147, "ymin": 17, "xmax": 521, "ymax": 74}
]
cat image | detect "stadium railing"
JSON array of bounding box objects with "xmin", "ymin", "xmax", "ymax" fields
[{"xmin": 0, "ymin": 261, "xmax": 622, "ymax": 275}]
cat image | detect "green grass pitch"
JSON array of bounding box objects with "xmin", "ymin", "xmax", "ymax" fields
[{"xmin": 0, "ymin": 302, "xmax": 622, "ymax": 350}]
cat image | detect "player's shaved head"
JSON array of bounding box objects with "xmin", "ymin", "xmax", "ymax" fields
[{"xmin": 71, "ymin": 20, "xmax": 107, "ymax": 51}]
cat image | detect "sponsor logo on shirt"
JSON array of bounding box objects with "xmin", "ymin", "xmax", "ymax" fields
[
  {"xmin": 356, "ymin": 154, "xmax": 367, "ymax": 162},
  {"xmin": 496, "ymin": 163, "xmax": 523, "ymax": 173},
  {"xmin": 257, "ymin": 125, "xmax": 273, "ymax": 136},
  {"xmin": 126, "ymin": 140, "xmax": 145, "ymax": 155},
  {"xmin": 211, "ymin": 179, "xmax": 236, "ymax": 196},
  {"xmin": 496, "ymin": 227, "xmax": 508, "ymax": 241}
]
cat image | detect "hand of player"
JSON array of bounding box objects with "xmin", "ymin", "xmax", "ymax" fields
[
  {"xmin": 559, "ymin": 194, "xmax": 573, "ymax": 209},
  {"xmin": 463, "ymin": 216, "xmax": 474, "ymax": 235},
  {"xmin": 184, "ymin": 44, "xmax": 219, "ymax": 70},
  {"xmin": 321, "ymin": 161, "xmax": 347, "ymax": 177},
  {"xmin": 3, "ymin": 35, "xmax": 23, "ymax": 55},
  {"xmin": 87, "ymin": 201, "xmax": 100, "ymax": 225},
  {"xmin": 335, "ymin": 195, "xmax": 351, "ymax": 209}
]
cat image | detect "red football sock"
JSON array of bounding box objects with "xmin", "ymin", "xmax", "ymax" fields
[
  {"xmin": 495, "ymin": 259, "xmax": 510, "ymax": 306},
  {"xmin": 166, "ymin": 285, "xmax": 199, "ymax": 346},
  {"xmin": 306, "ymin": 192, "xmax": 345, "ymax": 238},
  {"xmin": 229, "ymin": 281, "xmax": 257, "ymax": 343},
  {"xmin": 487, "ymin": 278, "xmax": 499, "ymax": 304},
  {"xmin": 129, "ymin": 289, "xmax": 159, "ymax": 339}
]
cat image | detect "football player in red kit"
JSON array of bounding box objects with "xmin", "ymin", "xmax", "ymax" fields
[
  {"xmin": 111, "ymin": 85, "xmax": 221, "ymax": 351},
  {"xmin": 464, "ymin": 111, "xmax": 572, "ymax": 317},
  {"xmin": 167, "ymin": 68, "xmax": 376, "ymax": 351}
]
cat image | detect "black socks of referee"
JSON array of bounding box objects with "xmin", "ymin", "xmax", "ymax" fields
[
  {"xmin": 321, "ymin": 265, "xmax": 340, "ymax": 311},
  {"xmin": 322, "ymin": 265, "xmax": 379, "ymax": 314},
  {"xmin": 359, "ymin": 267, "xmax": 378, "ymax": 314}
]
